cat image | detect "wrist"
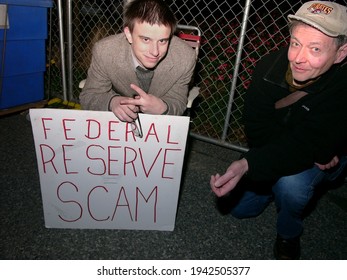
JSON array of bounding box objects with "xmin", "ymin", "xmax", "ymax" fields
[
  {"xmin": 240, "ymin": 158, "xmax": 249, "ymax": 175},
  {"xmin": 108, "ymin": 96, "xmax": 116, "ymax": 111},
  {"xmin": 108, "ymin": 95, "xmax": 120, "ymax": 111},
  {"xmin": 161, "ymin": 100, "xmax": 169, "ymax": 115}
]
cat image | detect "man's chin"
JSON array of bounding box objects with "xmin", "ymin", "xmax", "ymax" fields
[{"xmin": 143, "ymin": 62, "xmax": 159, "ymax": 69}]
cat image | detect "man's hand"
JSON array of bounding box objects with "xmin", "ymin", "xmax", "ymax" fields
[
  {"xmin": 210, "ymin": 158, "xmax": 249, "ymax": 197},
  {"xmin": 120, "ymin": 84, "xmax": 168, "ymax": 115},
  {"xmin": 109, "ymin": 96, "xmax": 139, "ymax": 122},
  {"xmin": 315, "ymin": 155, "xmax": 339, "ymax": 170}
]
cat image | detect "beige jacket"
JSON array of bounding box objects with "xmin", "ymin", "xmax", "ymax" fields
[{"xmin": 79, "ymin": 33, "xmax": 196, "ymax": 115}]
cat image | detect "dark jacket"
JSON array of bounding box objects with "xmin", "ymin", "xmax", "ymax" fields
[{"xmin": 243, "ymin": 47, "xmax": 347, "ymax": 181}]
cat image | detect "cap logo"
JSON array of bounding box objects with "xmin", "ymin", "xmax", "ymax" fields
[{"xmin": 307, "ymin": 3, "xmax": 333, "ymax": 15}]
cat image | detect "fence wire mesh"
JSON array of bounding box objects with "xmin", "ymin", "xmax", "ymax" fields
[{"xmin": 46, "ymin": 0, "xmax": 347, "ymax": 151}]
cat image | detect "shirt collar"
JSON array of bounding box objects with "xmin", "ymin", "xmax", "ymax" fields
[{"xmin": 130, "ymin": 49, "xmax": 142, "ymax": 71}]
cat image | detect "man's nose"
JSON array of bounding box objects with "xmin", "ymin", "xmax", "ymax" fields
[
  {"xmin": 149, "ymin": 43, "xmax": 159, "ymax": 56},
  {"xmin": 295, "ymin": 47, "xmax": 307, "ymax": 64}
]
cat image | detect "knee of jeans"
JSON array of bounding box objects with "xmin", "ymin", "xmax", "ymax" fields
[
  {"xmin": 274, "ymin": 178, "xmax": 314, "ymax": 207},
  {"xmin": 230, "ymin": 208, "xmax": 250, "ymax": 219},
  {"xmin": 230, "ymin": 203, "xmax": 269, "ymax": 219}
]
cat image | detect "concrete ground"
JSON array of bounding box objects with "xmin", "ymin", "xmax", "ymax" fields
[{"xmin": 1, "ymin": 112, "xmax": 346, "ymax": 259}]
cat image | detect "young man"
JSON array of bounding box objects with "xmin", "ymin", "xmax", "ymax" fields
[
  {"xmin": 79, "ymin": 0, "xmax": 196, "ymax": 122},
  {"xmin": 210, "ymin": 1, "xmax": 347, "ymax": 259}
]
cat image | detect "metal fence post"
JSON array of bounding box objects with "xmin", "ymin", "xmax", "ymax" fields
[
  {"xmin": 57, "ymin": 0, "xmax": 67, "ymax": 101},
  {"xmin": 67, "ymin": 0, "xmax": 73, "ymax": 101},
  {"xmin": 221, "ymin": 0, "xmax": 251, "ymax": 142}
]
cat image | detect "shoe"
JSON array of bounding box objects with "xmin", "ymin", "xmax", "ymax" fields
[{"xmin": 273, "ymin": 235, "xmax": 300, "ymax": 260}]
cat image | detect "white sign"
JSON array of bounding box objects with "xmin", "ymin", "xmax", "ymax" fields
[{"xmin": 30, "ymin": 108, "xmax": 190, "ymax": 231}]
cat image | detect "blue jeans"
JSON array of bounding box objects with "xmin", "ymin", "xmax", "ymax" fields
[{"xmin": 230, "ymin": 156, "xmax": 347, "ymax": 239}]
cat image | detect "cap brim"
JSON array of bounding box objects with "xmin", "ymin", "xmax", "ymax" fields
[{"xmin": 287, "ymin": 14, "xmax": 339, "ymax": 37}]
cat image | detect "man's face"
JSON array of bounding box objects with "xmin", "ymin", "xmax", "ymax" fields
[
  {"xmin": 288, "ymin": 24, "xmax": 343, "ymax": 84},
  {"xmin": 124, "ymin": 20, "xmax": 172, "ymax": 69}
]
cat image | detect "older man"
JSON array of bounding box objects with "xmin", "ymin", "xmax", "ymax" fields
[{"xmin": 211, "ymin": 1, "xmax": 347, "ymax": 259}]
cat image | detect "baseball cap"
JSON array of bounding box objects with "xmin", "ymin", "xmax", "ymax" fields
[{"xmin": 288, "ymin": 1, "xmax": 347, "ymax": 37}]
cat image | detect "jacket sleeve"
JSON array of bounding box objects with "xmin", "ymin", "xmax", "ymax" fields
[
  {"xmin": 153, "ymin": 37, "xmax": 197, "ymax": 116},
  {"xmin": 79, "ymin": 40, "xmax": 118, "ymax": 111},
  {"xmin": 161, "ymin": 56, "xmax": 196, "ymax": 116}
]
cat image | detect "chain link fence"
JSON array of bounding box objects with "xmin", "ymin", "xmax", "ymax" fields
[{"xmin": 46, "ymin": 0, "xmax": 347, "ymax": 152}]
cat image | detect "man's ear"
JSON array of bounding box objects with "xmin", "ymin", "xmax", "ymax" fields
[
  {"xmin": 124, "ymin": 26, "xmax": 133, "ymax": 44},
  {"xmin": 335, "ymin": 43, "xmax": 347, "ymax": 64}
]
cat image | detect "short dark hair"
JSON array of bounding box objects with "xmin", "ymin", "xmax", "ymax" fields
[{"xmin": 123, "ymin": 0, "xmax": 177, "ymax": 34}]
